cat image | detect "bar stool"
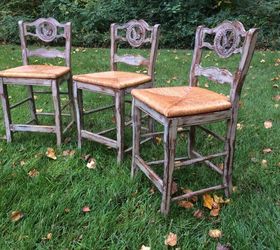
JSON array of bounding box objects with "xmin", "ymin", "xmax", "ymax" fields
[
  {"xmin": 0, "ymin": 18, "xmax": 74, "ymax": 146},
  {"xmin": 131, "ymin": 21, "xmax": 258, "ymax": 214},
  {"xmin": 73, "ymin": 20, "xmax": 160, "ymax": 163}
]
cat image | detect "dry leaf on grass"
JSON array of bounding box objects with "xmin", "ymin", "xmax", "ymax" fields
[
  {"xmin": 208, "ymin": 229, "xmax": 222, "ymax": 239},
  {"xmin": 178, "ymin": 200, "xmax": 194, "ymax": 209},
  {"xmin": 216, "ymin": 242, "xmax": 231, "ymax": 250},
  {"xmin": 155, "ymin": 136, "xmax": 162, "ymax": 145},
  {"xmin": 193, "ymin": 209, "xmax": 204, "ymax": 219},
  {"xmin": 64, "ymin": 208, "xmax": 70, "ymax": 213},
  {"xmin": 11, "ymin": 211, "xmax": 24, "ymax": 222},
  {"xmin": 62, "ymin": 149, "xmax": 76, "ymax": 156},
  {"xmin": 263, "ymin": 148, "xmax": 272, "ymax": 154},
  {"xmin": 36, "ymin": 108, "xmax": 43, "ymax": 113},
  {"xmin": 264, "ymin": 121, "xmax": 273, "ymax": 129},
  {"xmin": 28, "ymin": 169, "xmax": 39, "ymax": 177},
  {"xmin": 86, "ymin": 158, "xmax": 96, "ymax": 169},
  {"xmin": 46, "ymin": 147, "xmax": 57, "ymax": 160},
  {"xmin": 20, "ymin": 160, "xmax": 25, "ymax": 166},
  {"xmin": 236, "ymin": 123, "xmax": 244, "ymax": 130},
  {"xmin": 261, "ymin": 159, "xmax": 268, "ymax": 167},
  {"xmin": 140, "ymin": 245, "xmax": 151, "ymax": 250},
  {"xmin": 273, "ymin": 95, "xmax": 280, "ymax": 101},
  {"xmin": 210, "ymin": 207, "xmax": 220, "ymax": 217},
  {"xmin": 203, "ymin": 194, "xmax": 214, "ymax": 210},
  {"xmin": 82, "ymin": 206, "xmax": 91, "ymax": 213},
  {"xmin": 164, "ymin": 232, "xmax": 177, "ymax": 247},
  {"xmin": 42, "ymin": 233, "xmax": 52, "ymax": 240}
]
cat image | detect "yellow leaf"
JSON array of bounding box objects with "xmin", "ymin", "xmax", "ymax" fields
[
  {"xmin": 46, "ymin": 148, "xmax": 57, "ymax": 160},
  {"xmin": 155, "ymin": 136, "xmax": 162, "ymax": 145},
  {"xmin": 203, "ymin": 194, "xmax": 214, "ymax": 210},
  {"xmin": 11, "ymin": 211, "xmax": 24, "ymax": 222},
  {"xmin": 164, "ymin": 232, "xmax": 177, "ymax": 247},
  {"xmin": 261, "ymin": 159, "xmax": 268, "ymax": 167},
  {"xmin": 208, "ymin": 229, "xmax": 222, "ymax": 238}
]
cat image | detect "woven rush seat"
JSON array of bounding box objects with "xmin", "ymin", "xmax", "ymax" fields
[
  {"xmin": 131, "ymin": 86, "xmax": 232, "ymax": 117},
  {"xmin": 0, "ymin": 65, "xmax": 70, "ymax": 79},
  {"xmin": 73, "ymin": 71, "xmax": 152, "ymax": 89}
]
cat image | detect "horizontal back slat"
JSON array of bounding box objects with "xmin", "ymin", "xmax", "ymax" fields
[
  {"xmin": 194, "ymin": 65, "xmax": 233, "ymax": 85},
  {"xmin": 114, "ymin": 54, "xmax": 149, "ymax": 66},
  {"xmin": 27, "ymin": 48, "xmax": 65, "ymax": 59}
]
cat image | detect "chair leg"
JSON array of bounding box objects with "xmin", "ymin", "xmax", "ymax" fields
[
  {"xmin": 26, "ymin": 85, "xmax": 38, "ymax": 124},
  {"xmin": 223, "ymin": 118, "xmax": 237, "ymax": 197},
  {"xmin": 51, "ymin": 81, "xmax": 62, "ymax": 146},
  {"xmin": 161, "ymin": 120, "xmax": 178, "ymax": 215},
  {"xmin": 115, "ymin": 90, "xmax": 125, "ymax": 164},
  {"xmin": 67, "ymin": 76, "xmax": 76, "ymax": 123},
  {"xmin": 0, "ymin": 80, "xmax": 13, "ymax": 142},
  {"xmin": 188, "ymin": 126, "xmax": 196, "ymax": 158},
  {"xmin": 73, "ymin": 82, "xmax": 83, "ymax": 148},
  {"xmin": 131, "ymin": 99, "xmax": 141, "ymax": 178}
]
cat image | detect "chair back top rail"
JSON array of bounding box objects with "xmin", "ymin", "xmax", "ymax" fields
[
  {"xmin": 19, "ymin": 17, "xmax": 71, "ymax": 67},
  {"xmin": 110, "ymin": 19, "xmax": 160, "ymax": 79},
  {"xmin": 189, "ymin": 20, "xmax": 258, "ymax": 102}
]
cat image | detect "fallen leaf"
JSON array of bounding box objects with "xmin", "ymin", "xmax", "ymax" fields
[
  {"xmin": 28, "ymin": 169, "xmax": 39, "ymax": 177},
  {"xmin": 264, "ymin": 121, "xmax": 272, "ymax": 129},
  {"xmin": 82, "ymin": 206, "xmax": 91, "ymax": 213},
  {"xmin": 232, "ymin": 186, "xmax": 238, "ymax": 193},
  {"xmin": 164, "ymin": 232, "xmax": 177, "ymax": 247},
  {"xmin": 260, "ymin": 59, "xmax": 265, "ymax": 63},
  {"xmin": 42, "ymin": 233, "xmax": 52, "ymax": 240},
  {"xmin": 178, "ymin": 200, "xmax": 194, "ymax": 208},
  {"xmin": 204, "ymin": 83, "xmax": 209, "ymax": 88},
  {"xmin": 46, "ymin": 148, "xmax": 57, "ymax": 160},
  {"xmin": 210, "ymin": 207, "xmax": 220, "ymax": 217},
  {"xmin": 272, "ymin": 84, "xmax": 279, "ymax": 88},
  {"xmin": 216, "ymin": 242, "xmax": 231, "ymax": 250},
  {"xmin": 86, "ymin": 158, "xmax": 96, "ymax": 169},
  {"xmin": 203, "ymin": 194, "xmax": 214, "ymax": 210},
  {"xmin": 208, "ymin": 229, "xmax": 222, "ymax": 239},
  {"xmin": 236, "ymin": 123, "xmax": 244, "ymax": 130},
  {"xmin": 263, "ymin": 148, "xmax": 272, "ymax": 154},
  {"xmin": 36, "ymin": 108, "xmax": 43, "ymax": 113},
  {"xmin": 62, "ymin": 149, "xmax": 76, "ymax": 156},
  {"xmin": 273, "ymin": 95, "xmax": 280, "ymax": 101},
  {"xmin": 218, "ymin": 163, "xmax": 224, "ymax": 170},
  {"xmin": 11, "ymin": 211, "xmax": 24, "ymax": 222},
  {"xmin": 155, "ymin": 136, "xmax": 162, "ymax": 144},
  {"xmin": 64, "ymin": 208, "xmax": 70, "ymax": 213},
  {"xmin": 193, "ymin": 209, "xmax": 204, "ymax": 219},
  {"xmin": 140, "ymin": 245, "xmax": 151, "ymax": 250},
  {"xmin": 20, "ymin": 160, "xmax": 25, "ymax": 166},
  {"xmin": 261, "ymin": 159, "xmax": 268, "ymax": 167}
]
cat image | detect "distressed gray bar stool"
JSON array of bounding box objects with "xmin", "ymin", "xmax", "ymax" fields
[
  {"xmin": 0, "ymin": 18, "xmax": 74, "ymax": 146},
  {"xmin": 73, "ymin": 20, "xmax": 160, "ymax": 163},
  {"xmin": 131, "ymin": 21, "xmax": 258, "ymax": 215}
]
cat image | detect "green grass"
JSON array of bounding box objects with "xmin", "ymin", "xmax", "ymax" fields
[{"xmin": 0, "ymin": 45, "xmax": 279, "ymax": 249}]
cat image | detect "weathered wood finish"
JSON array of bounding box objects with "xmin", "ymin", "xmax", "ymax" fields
[
  {"xmin": 74, "ymin": 20, "xmax": 160, "ymax": 163},
  {"xmin": 131, "ymin": 21, "xmax": 259, "ymax": 215},
  {"xmin": 0, "ymin": 18, "xmax": 73, "ymax": 146}
]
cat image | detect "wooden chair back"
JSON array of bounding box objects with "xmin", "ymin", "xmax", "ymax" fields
[
  {"xmin": 110, "ymin": 19, "xmax": 160, "ymax": 80},
  {"xmin": 189, "ymin": 21, "xmax": 258, "ymax": 103},
  {"xmin": 18, "ymin": 18, "xmax": 72, "ymax": 67}
]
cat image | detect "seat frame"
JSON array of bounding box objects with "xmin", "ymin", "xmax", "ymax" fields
[
  {"xmin": 131, "ymin": 21, "xmax": 259, "ymax": 215},
  {"xmin": 73, "ymin": 19, "xmax": 160, "ymax": 163},
  {"xmin": 0, "ymin": 18, "xmax": 74, "ymax": 146}
]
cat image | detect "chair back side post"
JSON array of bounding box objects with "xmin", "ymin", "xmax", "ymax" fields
[
  {"xmin": 18, "ymin": 20, "xmax": 29, "ymax": 65},
  {"xmin": 189, "ymin": 21, "xmax": 259, "ymax": 108},
  {"xmin": 17, "ymin": 18, "xmax": 72, "ymax": 67},
  {"xmin": 110, "ymin": 20, "xmax": 160, "ymax": 79}
]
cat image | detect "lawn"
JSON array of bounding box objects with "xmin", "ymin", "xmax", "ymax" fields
[{"xmin": 0, "ymin": 45, "xmax": 279, "ymax": 249}]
